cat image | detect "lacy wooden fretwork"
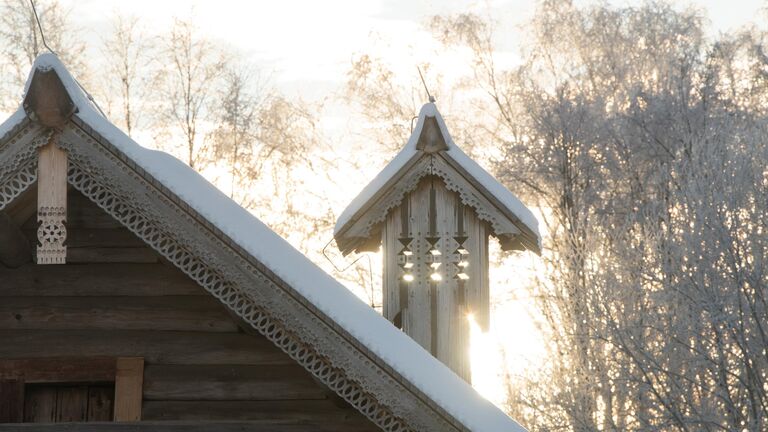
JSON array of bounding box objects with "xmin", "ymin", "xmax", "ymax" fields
[
  {"xmin": 335, "ymin": 152, "xmax": 530, "ymax": 256},
  {"xmin": 0, "ymin": 116, "xmax": 474, "ymax": 432}
]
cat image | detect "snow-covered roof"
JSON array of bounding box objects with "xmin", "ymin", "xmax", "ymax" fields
[
  {"xmin": 0, "ymin": 53, "xmax": 528, "ymax": 432},
  {"xmin": 334, "ymin": 103, "xmax": 541, "ymax": 255}
]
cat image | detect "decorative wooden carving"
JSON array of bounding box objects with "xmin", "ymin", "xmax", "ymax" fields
[
  {"xmin": 36, "ymin": 133, "xmax": 68, "ymax": 265},
  {"xmin": 0, "ymin": 121, "xmax": 470, "ymax": 432},
  {"xmin": 383, "ymin": 177, "xmax": 482, "ymax": 382}
]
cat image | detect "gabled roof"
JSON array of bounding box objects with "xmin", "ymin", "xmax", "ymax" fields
[
  {"xmin": 334, "ymin": 103, "xmax": 541, "ymax": 256},
  {"xmin": 0, "ymin": 54, "xmax": 528, "ymax": 432}
]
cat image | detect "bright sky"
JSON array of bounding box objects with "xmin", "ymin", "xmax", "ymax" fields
[{"xmin": 61, "ymin": 0, "xmax": 767, "ymax": 407}]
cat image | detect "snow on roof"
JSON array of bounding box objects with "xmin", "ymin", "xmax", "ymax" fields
[
  {"xmin": 11, "ymin": 53, "xmax": 528, "ymax": 432},
  {"xmin": 334, "ymin": 102, "xmax": 541, "ymax": 247}
]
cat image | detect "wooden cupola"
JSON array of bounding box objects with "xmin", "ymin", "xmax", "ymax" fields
[{"xmin": 334, "ymin": 103, "xmax": 541, "ymax": 381}]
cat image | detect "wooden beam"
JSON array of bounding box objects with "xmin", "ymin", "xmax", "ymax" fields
[
  {"xmin": 36, "ymin": 139, "xmax": 68, "ymax": 265},
  {"xmin": 0, "ymin": 211, "xmax": 31, "ymax": 268},
  {"xmin": 0, "ymin": 357, "xmax": 116, "ymax": 383},
  {"xmin": 23, "ymin": 68, "xmax": 75, "ymax": 129},
  {"xmin": 114, "ymin": 357, "xmax": 143, "ymax": 422}
]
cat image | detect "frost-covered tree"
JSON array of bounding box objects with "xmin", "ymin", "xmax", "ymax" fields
[
  {"xmin": 155, "ymin": 17, "xmax": 227, "ymax": 169},
  {"xmin": 0, "ymin": 0, "xmax": 86, "ymax": 110}
]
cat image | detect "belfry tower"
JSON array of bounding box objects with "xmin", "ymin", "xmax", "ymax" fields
[{"xmin": 334, "ymin": 103, "xmax": 540, "ymax": 381}]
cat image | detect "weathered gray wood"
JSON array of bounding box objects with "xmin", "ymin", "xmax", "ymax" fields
[
  {"xmin": 0, "ymin": 296, "xmax": 237, "ymax": 332},
  {"xmin": 23, "ymin": 67, "xmax": 75, "ymax": 129},
  {"xmin": 55, "ymin": 385, "xmax": 88, "ymax": 422},
  {"xmin": 0, "ymin": 330, "xmax": 292, "ymax": 365},
  {"xmin": 66, "ymin": 192, "xmax": 124, "ymax": 230},
  {"xmin": 66, "ymin": 247, "xmax": 159, "ymax": 264},
  {"xmin": 142, "ymin": 401, "xmax": 377, "ymax": 431},
  {"xmin": 23, "ymin": 228, "xmax": 146, "ymax": 248},
  {"xmin": 87, "ymin": 385, "xmax": 114, "ymax": 422},
  {"xmin": 143, "ymin": 364, "xmax": 325, "ymax": 401},
  {"xmin": 114, "ymin": 358, "xmax": 143, "ymax": 422},
  {"xmin": 381, "ymin": 178, "xmax": 482, "ymax": 381},
  {"xmin": 23, "ymin": 386, "xmax": 57, "ymax": 423},
  {"xmin": 0, "ymin": 379, "xmax": 24, "ymax": 423},
  {"xmin": 0, "ymin": 421, "xmax": 361, "ymax": 431},
  {"xmin": 0, "ymin": 357, "xmax": 116, "ymax": 383},
  {"xmin": 0, "ymin": 263, "xmax": 204, "ymax": 297},
  {"xmin": 0, "ymin": 211, "xmax": 31, "ymax": 268}
]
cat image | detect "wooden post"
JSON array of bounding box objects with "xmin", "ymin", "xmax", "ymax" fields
[
  {"xmin": 113, "ymin": 357, "xmax": 144, "ymax": 422},
  {"xmin": 36, "ymin": 135, "xmax": 68, "ymax": 265}
]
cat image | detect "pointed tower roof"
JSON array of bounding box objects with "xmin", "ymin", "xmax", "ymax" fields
[
  {"xmin": 0, "ymin": 54, "xmax": 529, "ymax": 432},
  {"xmin": 335, "ymin": 103, "xmax": 541, "ymax": 255}
]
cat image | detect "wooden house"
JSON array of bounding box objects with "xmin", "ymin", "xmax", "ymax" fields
[
  {"xmin": 0, "ymin": 55, "xmax": 528, "ymax": 431},
  {"xmin": 334, "ymin": 103, "xmax": 541, "ymax": 381}
]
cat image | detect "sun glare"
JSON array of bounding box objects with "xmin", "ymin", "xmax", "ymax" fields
[{"xmin": 469, "ymin": 313, "xmax": 508, "ymax": 407}]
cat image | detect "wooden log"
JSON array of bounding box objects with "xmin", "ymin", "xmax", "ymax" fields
[
  {"xmin": 66, "ymin": 247, "xmax": 159, "ymax": 264},
  {"xmin": 0, "ymin": 421, "xmax": 359, "ymax": 431},
  {"xmin": 142, "ymin": 364, "xmax": 325, "ymax": 401},
  {"xmin": 114, "ymin": 358, "xmax": 144, "ymax": 422},
  {"xmin": 0, "ymin": 296, "xmax": 238, "ymax": 332},
  {"xmin": 0, "ymin": 211, "xmax": 32, "ymax": 268},
  {"xmin": 142, "ymin": 401, "xmax": 377, "ymax": 431},
  {"xmin": 22, "ymin": 228, "xmax": 146, "ymax": 248},
  {"xmin": 0, "ymin": 263, "xmax": 204, "ymax": 297},
  {"xmin": 23, "ymin": 68, "xmax": 75, "ymax": 129},
  {"xmin": 65, "ymin": 193, "xmax": 123, "ymax": 230},
  {"xmin": 0, "ymin": 330, "xmax": 291, "ymax": 365},
  {"xmin": 0, "ymin": 357, "xmax": 116, "ymax": 383}
]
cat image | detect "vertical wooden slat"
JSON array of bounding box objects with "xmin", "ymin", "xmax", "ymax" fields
[
  {"xmin": 114, "ymin": 357, "xmax": 143, "ymax": 421},
  {"xmin": 23, "ymin": 386, "xmax": 56, "ymax": 423},
  {"xmin": 0, "ymin": 379, "xmax": 24, "ymax": 423},
  {"xmin": 87, "ymin": 385, "xmax": 114, "ymax": 422},
  {"xmin": 55, "ymin": 385, "xmax": 88, "ymax": 422}
]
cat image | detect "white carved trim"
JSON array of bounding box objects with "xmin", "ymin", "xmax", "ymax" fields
[{"xmin": 55, "ymin": 123, "xmax": 467, "ymax": 432}]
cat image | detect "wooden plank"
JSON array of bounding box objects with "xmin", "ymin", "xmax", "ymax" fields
[
  {"xmin": 0, "ymin": 263, "xmax": 204, "ymax": 297},
  {"xmin": 0, "ymin": 420, "xmax": 359, "ymax": 431},
  {"xmin": 87, "ymin": 385, "xmax": 114, "ymax": 422},
  {"xmin": 37, "ymin": 142, "xmax": 68, "ymax": 265},
  {"xmin": 143, "ymin": 364, "xmax": 325, "ymax": 401},
  {"xmin": 0, "ymin": 357, "xmax": 116, "ymax": 383},
  {"xmin": 66, "ymin": 247, "xmax": 159, "ymax": 264},
  {"xmin": 114, "ymin": 357, "xmax": 143, "ymax": 422},
  {"xmin": 0, "ymin": 211, "xmax": 32, "ymax": 268},
  {"xmin": 66, "ymin": 193, "xmax": 122, "ymax": 230},
  {"xmin": 0, "ymin": 379, "xmax": 24, "ymax": 423},
  {"xmin": 0, "ymin": 296, "xmax": 238, "ymax": 332},
  {"xmin": 0, "ymin": 330, "xmax": 291, "ymax": 365},
  {"xmin": 22, "ymin": 228, "xmax": 146, "ymax": 249},
  {"xmin": 142, "ymin": 401, "xmax": 378, "ymax": 431},
  {"xmin": 56, "ymin": 385, "xmax": 88, "ymax": 422},
  {"xmin": 23, "ymin": 385, "xmax": 56, "ymax": 423}
]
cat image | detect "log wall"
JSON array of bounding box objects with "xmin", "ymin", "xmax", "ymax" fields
[{"xmin": 0, "ymin": 189, "xmax": 377, "ymax": 431}]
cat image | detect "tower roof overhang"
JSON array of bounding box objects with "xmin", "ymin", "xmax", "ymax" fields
[{"xmin": 334, "ymin": 103, "xmax": 542, "ymax": 256}]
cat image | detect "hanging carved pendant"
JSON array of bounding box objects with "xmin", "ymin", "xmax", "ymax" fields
[{"xmin": 37, "ymin": 133, "xmax": 68, "ymax": 264}]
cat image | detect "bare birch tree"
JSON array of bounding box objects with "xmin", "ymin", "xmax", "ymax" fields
[
  {"xmin": 98, "ymin": 13, "xmax": 151, "ymax": 137},
  {"xmin": 156, "ymin": 17, "xmax": 227, "ymax": 169}
]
